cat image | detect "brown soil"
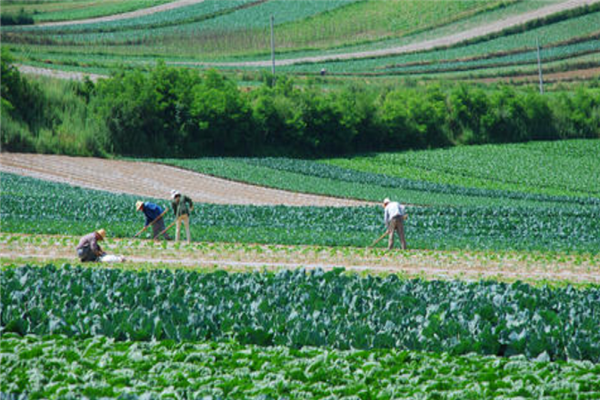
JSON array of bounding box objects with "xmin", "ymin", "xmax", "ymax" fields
[
  {"xmin": 2, "ymin": 233, "xmax": 599, "ymax": 284},
  {"xmin": 0, "ymin": 153, "xmax": 372, "ymax": 206},
  {"xmin": 475, "ymin": 66, "xmax": 600, "ymax": 83}
]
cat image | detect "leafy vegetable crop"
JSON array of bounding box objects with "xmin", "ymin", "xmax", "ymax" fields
[
  {"xmin": 2, "ymin": 265, "xmax": 600, "ymax": 362},
  {"xmin": 3, "ymin": 334, "xmax": 599, "ymax": 399},
  {"xmin": 2, "ymin": 173, "xmax": 600, "ymax": 252}
]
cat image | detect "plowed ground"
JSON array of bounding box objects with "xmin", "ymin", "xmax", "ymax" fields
[{"xmin": 0, "ymin": 153, "xmax": 371, "ymax": 206}]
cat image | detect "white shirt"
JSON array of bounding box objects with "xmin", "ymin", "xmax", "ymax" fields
[{"xmin": 384, "ymin": 202, "xmax": 405, "ymax": 227}]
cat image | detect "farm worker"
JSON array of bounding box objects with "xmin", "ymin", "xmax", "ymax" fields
[
  {"xmin": 171, "ymin": 189, "xmax": 194, "ymax": 244},
  {"xmin": 76, "ymin": 229, "xmax": 106, "ymax": 262},
  {"xmin": 136, "ymin": 201, "xmax": 170, "ymax": 240},
  {"xmin": 383, "ymin": 198, "xmax": 407, "ymax": 250}
]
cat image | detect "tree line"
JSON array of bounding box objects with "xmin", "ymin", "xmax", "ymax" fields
[{"xmin": 2, "ymin": 55, "xmax": 599, "ymax": 158}]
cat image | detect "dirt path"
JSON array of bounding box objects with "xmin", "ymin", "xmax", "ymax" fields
[
  {"xmin": 16, "ymin": 64, "xmax": 105, "ymax": 82},
  {"xmin": 2, "ymin": 233, "xmax": 599, "ymax": 284},
  {"xmin": 38, "ymin": 0, "xmax": 207, "ymax": 27},
  {"xmin": 0, "ymin": 153, "xmax": 371, "ymax": 206}
]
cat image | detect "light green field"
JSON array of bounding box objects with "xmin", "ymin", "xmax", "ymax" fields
[{"xmin": 0, "ymin": 0, "xmax": 171, "ymax": 23}]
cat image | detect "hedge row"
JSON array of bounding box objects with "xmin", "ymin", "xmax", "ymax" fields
[{"xmin": 2, "ymin": 55, "xmax": 599, "ymax": 157}]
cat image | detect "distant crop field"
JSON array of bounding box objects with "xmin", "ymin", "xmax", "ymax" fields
[
  {"xmin": 324, "ymin": 140, "xmax": 600, "ymax": 199},
  {"xmin": 0, "ymin": 0, "xmax": 171, "ymax": 23},
  {"xmin": 282, "ymin": 10, "xmax": 600, "ymax": 74},
  {"xmin": 153, "ymin": 140, "xmax": 600, "ymax": 202}
]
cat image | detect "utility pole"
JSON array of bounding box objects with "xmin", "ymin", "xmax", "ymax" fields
[
  {"xmin": 536, "ymin": 38, "xmax": 544, "ymax": 94},
  {"xmin": 270, "ymin": 15, "xmax": 276, "ymax": 76}
]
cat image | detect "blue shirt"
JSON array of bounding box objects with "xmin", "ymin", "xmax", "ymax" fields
[{"xmin": 143, "ymin": 202, "xmax": 164, "ymax": 226}]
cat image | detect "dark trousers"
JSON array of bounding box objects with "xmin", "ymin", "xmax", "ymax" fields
[
  {"xmin": 152, "ymin": 217, "xmax": 170, "ymax": 240},
  {"xmin": 77, "ymin": 245, "xmax": 98, "ymax": 262}
]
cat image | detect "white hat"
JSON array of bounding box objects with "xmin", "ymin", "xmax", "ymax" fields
[
  {"xmin": 171, "ymin": 189, "xmax": 180, "ymax": 199},
  {"xmin": 136, "ymin": 201, "xmax": 144, "ymax": 211},
  {"xmin": 383, "ymin": 198, "xmax": 391, "ymax": 205}
]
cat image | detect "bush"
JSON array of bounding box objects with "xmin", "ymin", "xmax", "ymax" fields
[
  {"xmin": 0, "ymin": 8, "xmax": 34, "ymax": 26},
  {"xmin": 3, "ymin": 55, "xmax": 599, "ymax": 158}
]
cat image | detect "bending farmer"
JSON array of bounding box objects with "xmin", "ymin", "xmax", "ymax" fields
[
  {"xmin": 171, "ymin": 189, "xmax": 194, "ymax": 244},
  {"xmin": 76, "ymin": 229, "xmax": 106, "ymax": 262},
  {"xmin": 383, "ymin": 198, "xmax": 407, "ymax": 250},
  {"xmin": 136, "ymin": 201, "xmax": 170, "ymax": 240}
]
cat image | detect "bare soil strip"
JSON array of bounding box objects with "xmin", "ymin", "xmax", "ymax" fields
[
  {"xmin": 474, "ymin": 66, "xmax": 600, "ymax": 83},
  {"xmin": 16, "ymin": 64, "xmax": 105, "ymax": 82},
  {"xmin": 0, "ymin": 153, "xmax": 371, "ymax": 206},
  {"xmin": 38, "ymin": 0, "xmax": 207, "ymax": 27},
  {"xmin": 2, "ymin": 234, "xmax": 598, "ymax": 284}
]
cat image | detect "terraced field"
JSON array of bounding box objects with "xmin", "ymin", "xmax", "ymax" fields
[{"xmin": 3, "ymin": 0, "xmax": 599, "ymax": 82}]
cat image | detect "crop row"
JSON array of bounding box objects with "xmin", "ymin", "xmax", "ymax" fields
[
  {"xmin": 225, "ymin": 0, "xmax": 556, "ymax": 63},
  {"xmin": 282, "ymin": 10, "xmax": 600, "ymax": 74},
  {"xmin": 2, "ymin": 333, "xmax": 599, "ymax": 400},
  {"xmin": 7, "ymin": 0, "xmax": 256, "ymax": 34},
  {"xmin": 2, "ymin": 264, "xmax": 600, "ymax": 362},
  {"xmin": 380, "ymin": 39, "xmax": 600, "ymax": 76},
  {"xmin": 3, "ymin": 173, "xmax": 600, "ymax": 252},
  {"xmin": 324, "ymin": 140, "xmax": 600, "ymax": 198},
  {"xmin": 2, "ymin": 0, "xmax": 170, "ymax": 24},
  {"xmin": 17, "ymin": 0, "xmax": 361, "ymax": 44},
  {"xmin": 156, "ymin": 158, "xmax": 598, "ymax": 209}
]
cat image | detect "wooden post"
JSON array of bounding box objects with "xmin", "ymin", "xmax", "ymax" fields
[
  {"xmin": 536, "ymin": 38, "xmax": 544, "ymax": 94},
  {"xmin": 270, "ymin": 15, "xmax": 276, "ymax": 76}
]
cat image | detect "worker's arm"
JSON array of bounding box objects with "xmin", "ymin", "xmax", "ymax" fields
[{"xmin": 186, "ymin": 196, "xmax": 194, "ymax": 212}]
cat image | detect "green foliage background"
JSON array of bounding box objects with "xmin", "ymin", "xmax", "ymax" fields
[{"xmin": 1, "ymin": 54, "xmax": 599, "ymax": 158}]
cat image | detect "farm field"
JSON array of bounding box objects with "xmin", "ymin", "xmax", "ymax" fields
[
  {"xmin": 154, "ymin": 140, "xmax": 600, "ymax": 204},
  {"xmin": 3, "ymin": 333, "xmax": 599, "ymax": 399},
  {"xmin": 2, "ymin": 233, "xmax": 600, "ymax": 284},
  {"xmin": 0, "ymin": 0, "xmax": 172, "ymax": 23},
  {"xmin": 2, "ymin": 0, "xmax": 599, "ymax": 82},
  {"xmin": 2, "ymin": 143, "xmax": 600, "ymax": 398},
  {"xmin": 2, "ymin": 264, "xmax": 599, "ymax": 398},
  {"xmin": 2, "ymin": 0, "xmax": 600, "ymax": 397},
  {"xmin": 2, "ymin": 170, "xmax": 600, "ymax": 253}
]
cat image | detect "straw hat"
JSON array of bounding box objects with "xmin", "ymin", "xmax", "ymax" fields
[
  {"xmin": 383, "ymin": 198, "xmax": 391, "ymax": 205},
  {"xmin": 96, "ymin": 229, "xmax": 107, "ymax": 240},
  {"xmin": 136, "ymin": 201, "xmax": 144, "ymax": 211},
  {"xmin": 171, "ymin": 189, "xmax": 180, "ymax": 199}
]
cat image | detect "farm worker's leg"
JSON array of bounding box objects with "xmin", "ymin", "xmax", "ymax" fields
[
  {"xmin": 175, "ymin": 216, "xmax": 181, "ymax": 242},
  {"xmin": 182, "ymin": 214, "xmax": 191, "ymax": 244},
  {"xmin": 397, "ymin": 218, "xmax": 407, "ymax": 250},
  {"xmin": 153, "ymin": 218, "xmax": 170, "ymax": 240},
  {"xmin": 77, "ymin": 245, "xmax": 97, "ymax": 262},
  {"xmin": 387, "ymin": 218, "xmax": 398, "ymax": 250}
]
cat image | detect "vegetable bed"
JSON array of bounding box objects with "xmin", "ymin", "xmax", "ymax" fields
[
  {"xmin": 2, "ymin": 334, "xmax": 599, "ymax": 399},
  {"xmin": 3, "ymin": 265, "xmax": 599, "ymax": 362}
]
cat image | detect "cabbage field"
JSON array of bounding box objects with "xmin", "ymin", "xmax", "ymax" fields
[
  {"xmin": 2, "ymin": 142, "xmax": 600, "ymax": 398},
  {"xmin": 3, "ymin": 172, "xmax": 600, "ymax": 252}
]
